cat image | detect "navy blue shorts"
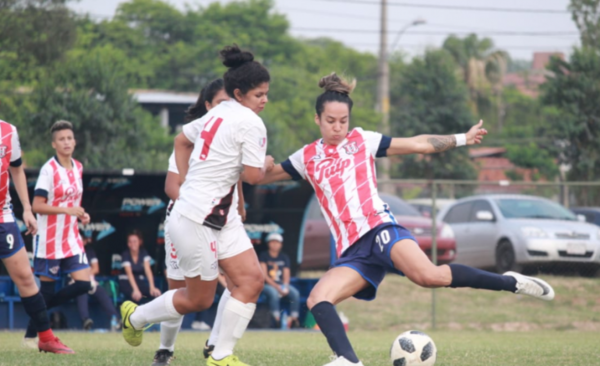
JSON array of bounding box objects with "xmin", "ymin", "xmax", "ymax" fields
[
  {"xmin": 0, "ymin": 222, "xmax": 25, "ymax": 259},
  {"xmin": 34, "ymin": 253, "xmax": 90, "ymax": 281},
  {"xmin": 334, "ymin": 223, "xmax": 416, "ymax": 301}
]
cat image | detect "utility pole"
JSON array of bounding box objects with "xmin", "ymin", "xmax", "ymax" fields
[{"xmin": 376, "ymin": 0, "xmax": 392, "ymax": 191}]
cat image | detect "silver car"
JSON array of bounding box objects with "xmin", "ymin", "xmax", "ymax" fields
[{"xmin": 438, "ymin": 194, "xmax": 600, "ymax": 275}]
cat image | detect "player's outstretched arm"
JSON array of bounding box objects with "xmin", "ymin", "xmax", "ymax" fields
[
  {"xmin": 9, "ymin": 165, "xmax": 37, "ymax": 235},
  {"xmin": 241, "ymin": 155, "xmax": 275, "ymax": 185},
  {"xmin": 386, "ymin": 120, "xmax": 487, "ymax": 156},
  {"xmin": 257, "ymin": 164, "xmax": 293, "ymax": 185}
]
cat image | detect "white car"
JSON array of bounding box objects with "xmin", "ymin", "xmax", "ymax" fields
[{"xmin": 438, "ymin": 194, "xmax": 600, "ymax": 276}]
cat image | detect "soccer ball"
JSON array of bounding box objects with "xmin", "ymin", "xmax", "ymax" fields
[{"xmin": 390, "ymin": 330, "xmax": 437, "ymax": 366}]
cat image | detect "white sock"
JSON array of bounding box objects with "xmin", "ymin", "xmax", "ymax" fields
[
  {"xmin": 159, "ymin": 315, "xmax": 184, "ymax": 352},
  {"xmin": 207, "ymin": 289, "xmax": 231, "ymax": 346},
  {"xmin": 130, "ymin": 290, "xmax": 181, "ymax": 329},
  {"xmin": 210, "ymin": 297, "xmax": 256, "ymax": 360}
]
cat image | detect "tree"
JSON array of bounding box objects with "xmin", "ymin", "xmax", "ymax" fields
[
  {"xmin": 541, "ymin": 48, "xmax": 600, "ymax": 202},
  {"xmin": 19, "ymin": 45, "xmax": 172, "ymax": 170},
  {"xmin": 569, "ymin": 0, "xmax": 600, "ymax": 48},
  {"xmin": 390, "ymin": 49, "xmax": 477, "ymax": 181}
]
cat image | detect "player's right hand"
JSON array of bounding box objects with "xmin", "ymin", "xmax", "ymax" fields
[
  {"xmin": 65, "ymin": 207, "xmax": 85, "ymax": 217},
  {"xmin": 264, "ymin": 155, "xmax": 275, "ymax": 172}
]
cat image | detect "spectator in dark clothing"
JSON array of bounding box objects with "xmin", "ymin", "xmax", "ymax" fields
[
  {"xmin": 118, "ymin": 230, "xmax": 161, "ymax": 302},
  {"xmin": 259, "ymin": 233, "xmax": 300, "ymax": 327},
  {"xmin": 76, "ymin": 237, "xmax": 120, "ymax": 330}
]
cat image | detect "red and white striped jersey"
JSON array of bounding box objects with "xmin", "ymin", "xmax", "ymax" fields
[
  {"xmin": 33, "ymin": 157, "xmax": 84, "ymax": 259},
  {"xmin": 0, "ymin": 120, "xmax": 23, "ymax": 223},
  {"xmin": 283, "ymin": 128, "xmax": 393, "ymax": 257}
]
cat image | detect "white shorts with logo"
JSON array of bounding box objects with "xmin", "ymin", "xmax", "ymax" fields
[
  {"xmin": 164, "ymin": 213, "xmax": 185, "ymax": 281},
  {"xmin": 167, "ymin": 209, "xmax": 252, "ymax": 281}
]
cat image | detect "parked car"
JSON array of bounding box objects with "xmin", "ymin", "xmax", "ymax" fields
[
  {"xmin": 407, "ymin": 198, "xmax": 456, "ymax": 218},
  {"xmin": 438, "ymin": 194, "xmax": 600, "ymax": 275},
  {"xmin": 571, "ymin": 207, "xmax": 600, "ymax": 227},
  {"xmin": 300, "ymin": 194, "xmax": 457, "ymax": 270}
]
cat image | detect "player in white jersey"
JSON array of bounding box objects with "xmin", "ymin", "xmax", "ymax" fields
[
  {"xmin": 0, "ymin": 119, "xmax": 74, "ymax": 354},
  {"xmin": 23, "ymin": 121, "xmax": 92, "ymax": 344},
  {"xmin": 122, "ymin": 45, "xmax": 274, "ymax": 366},
  {"xmin": 259, "ymin": 73, "xmax": 556, "ymax": 366},
  {"xmin": 153, "ymin": 78, "xmax": 246, "ymax": 366}
]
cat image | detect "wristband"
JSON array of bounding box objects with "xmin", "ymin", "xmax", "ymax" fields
[{"xmin": 454, "ymin": 133, "xmax": 467, "ymax": 147}]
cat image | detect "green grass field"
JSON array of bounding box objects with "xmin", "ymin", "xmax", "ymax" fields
[
  {"xmin": 2, "ymin": 274, "xmax": 599, "ymax": 366},
  {"xmin": 1, "ymin": 330, "xmax": 599, "ymax": 366}
]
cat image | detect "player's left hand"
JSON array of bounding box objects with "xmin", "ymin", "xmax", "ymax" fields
[
  {"xmin": 238, "ymin": 206, "xmax": 247, "ymax": 222},
  {"xmin": 23, "ymin": 210, "xmax": 38, "ymax": 236},
  {"xmin": 466, "ymin": 120, "xmax": 488, "ymax": 145},
  {"xmin": 80, "ymin": 213, "xmax": 91, "ymax": 225}
]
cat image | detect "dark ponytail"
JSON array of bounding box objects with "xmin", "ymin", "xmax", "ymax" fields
[
  {"xmin": 184, "ymin": 78, "xmax": 225, "ymax": 122},
  {"xmin": 315, "ymin": 72, "xmax": 356, "ymax": 116},
  {"xmin": 220, "ymin": 44, "xmax": 270, "ymax": 98}
]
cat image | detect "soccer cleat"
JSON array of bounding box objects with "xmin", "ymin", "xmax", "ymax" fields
[
  {"xmin": 22, "ymin": 337, "xmax": 38, "ymax": 350},
  {"xmin": 152, "ymin": 349, "xmax": 175, "ymax": 366},
  {"xmin": 323, "ymin": 356, "xmax": 364, "ymax": 366},
  {"xmin": 504, "ymin": 271, "xmax": 555, "ymax": 301},
  {"xmin": 38, "ymin": 337, "xmax": 75, "ymax": 354},
  {"xmin": 203, "ymin": 340, "xmax": 215, "ymax": 359},
  {"xmin": 121, "ymin": 301, "xmax": 144, "ymax": 346},
  {"xmin": 206, "ymin": 355, "xmax": 250, "ymax": 366}
]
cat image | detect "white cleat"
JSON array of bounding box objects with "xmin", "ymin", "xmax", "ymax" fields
[
  {"xmin": 323, "ymin": 356, "xmax": 364, "ymax": 366},
  {"xmin": 22, "ymin": 337, "xmax": 38, "ymax": 350},
  {"xmin": 504, "ymin": 271, "xmax": 555, "ymax": 301}
]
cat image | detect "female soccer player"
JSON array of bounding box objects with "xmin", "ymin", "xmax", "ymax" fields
[
  {"xmin": 0, "ymin": 119, "xmax": 73, "ymax": 353},
  {"xmin": 122, "ymin": 45, "xmax": 273, "ymax": 366},
  {"xmin": 259, "ymin": 73, "xmax": 555, "ymax": 366},
  {"xmin": 24, "ymin": 120, "xmax": 92, "ymax": 344},
  {"xmin": 153, "ymin": 78, "xmax": 245, "ymax": 366}
]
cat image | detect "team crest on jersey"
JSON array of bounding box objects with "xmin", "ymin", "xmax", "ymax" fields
[
  {"xmin": 0, "ymin": 145, "xmax": 7, "ymax": 158},
  {"xmin": 342, "ymin": 142, "xmax": 359, "ymax": 155}
]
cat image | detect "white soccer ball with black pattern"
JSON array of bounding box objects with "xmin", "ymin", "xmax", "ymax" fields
[{"xmin": 390, "ymin": 330, "xmax": 437, "ymax": 366}]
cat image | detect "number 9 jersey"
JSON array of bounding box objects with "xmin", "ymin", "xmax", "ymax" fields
[{"xmin": 173, "ymin": 99, "xmax": 267, "ymax": 230}]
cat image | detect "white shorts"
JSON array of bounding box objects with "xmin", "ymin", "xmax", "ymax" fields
[
  {"xmin": 167, "ymin": 210, "xmax": 252, "ymax": 281},
  {"xmin": 164, "ymin": 214, "xmax": 185, "ymax": 281}
]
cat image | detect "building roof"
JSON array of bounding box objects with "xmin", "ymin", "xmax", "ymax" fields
[
  {"xmin": 532, "ymin": 52, "xmax": 565, "ymax": 71},
  {"xmin": 130, "ymin": 89, "xmax": 198, "ymax": 104}
]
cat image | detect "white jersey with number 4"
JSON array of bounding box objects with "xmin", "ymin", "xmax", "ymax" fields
[
  {"xmin": 282, "ymin": 128, "xmax": 394, "ymax": 257},
  {"xmin": 173, "ymin": 99, "xmax": 266, "ymax": 230},
  {"xmin": 33, "ymin": 157, "xmax": 84, "ymax": 260}
]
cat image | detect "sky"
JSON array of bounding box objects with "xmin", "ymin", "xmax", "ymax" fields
[{"xmin": 69, "ymin": 0, "xmax": 580, "ymax": 61}]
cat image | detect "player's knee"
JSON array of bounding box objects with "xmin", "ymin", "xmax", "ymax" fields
[
  {"xmin": 411, "ymin": 269, "xmax": 447, "ymax": 288},
  {"xmin": 307, "ymin": 291, "xmax": 326, "ymax": 309},
  {"xmin": 13, "ymin": 272, "xmax": 36, "ymax": 290},
  {"xmin": 246, "ymin": 270, "xmax": 264, "ymax": 295}
]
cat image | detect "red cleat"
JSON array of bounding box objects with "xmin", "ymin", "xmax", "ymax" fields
[{"xmin": 38, "ymin": 337, "xmax": 75, "ymax": 354}]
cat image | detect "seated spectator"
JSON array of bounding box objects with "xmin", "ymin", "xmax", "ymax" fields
[
  {"xmin": 76, "ymin": 236, "xmax": 120, "ymax": 330},
  {"xmin": 259, "ymin": 233, "xmax": 300, "ymax": 328},
  {"xmin": 118, "ymin": 230, "xmax": 161, "ymax": 303}
]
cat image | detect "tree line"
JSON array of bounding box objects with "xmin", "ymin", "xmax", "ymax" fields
[{"xmin": 0, "ymin": 0, "xmax": 599, "ymax": 186}]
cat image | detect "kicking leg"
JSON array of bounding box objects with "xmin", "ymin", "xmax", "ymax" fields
[
  {"xmin": 390, "ymin": 239, "xmax": 554, "ymax": 300},
  {"xmin": 307, "ymin": 266, "xmax": 370, "ymax": 365}
]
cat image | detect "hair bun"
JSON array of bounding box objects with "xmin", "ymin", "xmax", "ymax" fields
[
  {"xmin": 318, "ymin": 72, "xmax": 356, "ymax": 95},
  {"xmin": 220, "ymin": 45, "xmax": 255, "ymax": 68}
]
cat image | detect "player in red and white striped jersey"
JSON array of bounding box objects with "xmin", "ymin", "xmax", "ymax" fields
[
  {"xmin": 0, "ymin": 119, "xmax": 73, "ymax": 354},
  {"xmin": 260, "ymin": 73, "xmax": 555, "ymax": 366},
  {"xmin": 23, "ymin": 120, "xmax": 93, "ymax": 343}
]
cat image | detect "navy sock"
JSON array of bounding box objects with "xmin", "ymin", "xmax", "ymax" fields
[
  {"xmin": 448, "ymin": 264, "xmax": 517, "ymax": 292},
  {"xmin": 46, "ymin": 281, "xmax": 91, "ymax": 309},
  {"xmin": 311, "ymin": 301, "xmax": 359, "ymax": 363},
  {"xmin": 25, "ymin": 281, "xmax": 56, "ymax": 338},
  {"xmin": 77, "ymin": 294, "xmax": 90, "ymax": 321},
  {"xmin": 21, "ymin": 292, "xmax": 51, "ymax": 333}
]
